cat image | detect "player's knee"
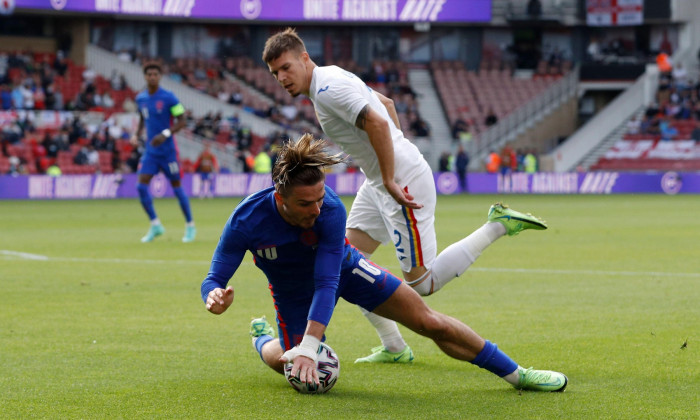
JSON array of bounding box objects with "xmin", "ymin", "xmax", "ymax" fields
[{"xmin": 406, "ymin": 268, "xmax": 435, "ymax": 296}]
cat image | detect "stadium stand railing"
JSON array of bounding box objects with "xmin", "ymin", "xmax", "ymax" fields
[{"xmin": 552, "ymin": 64, "xmax": 659, "ymax": 172}]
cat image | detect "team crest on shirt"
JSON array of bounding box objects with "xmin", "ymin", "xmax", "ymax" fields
[
  {"xmin": 299, "ymin": 230, "xmax": 318, "ymax": 247},
  {"xmin": 256, "ymin": 245, "xmax": 277, "ymax": 260},
  {"xmin": 155, "ymin": 100, "xmax": 164, "ymax": 113}
]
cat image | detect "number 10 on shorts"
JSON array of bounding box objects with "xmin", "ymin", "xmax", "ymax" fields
[{"xmin": 352, "ymin": 259, "xmax": 382, "ymax": 284}]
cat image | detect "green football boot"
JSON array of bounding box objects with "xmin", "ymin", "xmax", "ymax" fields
[
  {"xmin": 354, "ymin": 345, "xmax": 414, "ymax": 364},
  {"xmin": 182, "ymin": 225, "xmax": 197, "ymax": 243},
  {"xmin": 515, "ymin": 367, "xmax": 568, "ymax": 392},
  {"xmin": 141, "ymin": 224, "xmax": 165, "ymax": 243},
  {"xmin": 249, "ymin": 316, "xmax": 275, "ymax": 338},
  {"xmin": 487, "ymin": 202, "xmax": 547, "ymax": 236}
]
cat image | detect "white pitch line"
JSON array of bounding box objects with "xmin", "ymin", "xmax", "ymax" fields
[
  {"xmin": 469, "ymin": 267, "xmax": 700, "ymax": 279},
  {"xmin": 2, "ymin": 250, "xmax": 698, "ymax": 279},
  {"xmin": 0, "ymin": 250, "xmax": 49, "ymax": 260}
]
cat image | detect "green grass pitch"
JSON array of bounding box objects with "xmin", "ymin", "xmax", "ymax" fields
[{"xmin": 1, "ymin": 194, "xmax": 697, "ymax": 419}]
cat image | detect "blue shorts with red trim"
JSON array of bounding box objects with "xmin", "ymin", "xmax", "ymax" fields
[
  {"xmin": 139, "ymin": 152, "xmax": 182, "ymax": 182},
  {"xmin": 273, "ymin": 255, "xmax": 402, "ymax": 351}
]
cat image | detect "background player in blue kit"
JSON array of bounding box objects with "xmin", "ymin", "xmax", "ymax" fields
[
  {"xmin": 200, "ymin": 134, "xmax": 568, "ymax": 392},
  {"xmin": 131, "ymin": 63, "xmax": 196, "ymax": 243}
]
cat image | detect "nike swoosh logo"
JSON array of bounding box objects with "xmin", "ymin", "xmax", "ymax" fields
[
  {"xmin": 496, "ymin": 215, "xmax": 512, "ymax": 221},
  {"xmin": 393, "ymin": 355, "xmax": 404, "ymax": 361},
  {"xmin": 317, "ymin": 85, "xmax": 329, "ymax": 94},
  {"xmin": 541, "ymin": 378, "xmax": 563, "ymax": 387}
]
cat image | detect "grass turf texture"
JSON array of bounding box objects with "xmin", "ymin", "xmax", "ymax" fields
[{"xmin": 1, "ymin": 194, "xmax": 697, "ymax": 419}]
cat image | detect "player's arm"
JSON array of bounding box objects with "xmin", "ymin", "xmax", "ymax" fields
[
  {"xmin": 130, "ymin": 111, "xmax": 145, "ymax": 146},
  {"xmin": 355, "ymin": 104, "xmax": 421, "ymax": 209},
  {"xmin": 201, "ymin": 219, "xmax": 248, "ymax": 314},
  {"xmin": 374, "ymin": 91, "xmax": 401, "ymax": 130},
  {"xmin": 151, "ymin": 101, "xmax": 187, "ymax": 147},
  {"xmin": 281, "ymin": 201, "xmax": 344, "ymax": 384}
]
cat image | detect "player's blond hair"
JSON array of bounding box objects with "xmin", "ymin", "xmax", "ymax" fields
[
  {"xmin": 272, "ymin": 133, "xmax": 344, "ymax": 196},
  {"xmin": 262, "ymin": 27, "xmax": 306, "ymax": 64}
]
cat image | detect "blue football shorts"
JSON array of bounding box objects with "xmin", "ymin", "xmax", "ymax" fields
[{"xmin": 273, "ymin": 255, "xmax": 402, "ymax": 350}]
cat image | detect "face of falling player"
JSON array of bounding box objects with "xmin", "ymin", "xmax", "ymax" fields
[{"xmin": 274, "ymin": 179, "xmax": 325, "ymax": 230}]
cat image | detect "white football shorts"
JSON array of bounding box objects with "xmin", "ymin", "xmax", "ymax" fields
[{"xmin": 346, "ymin": 166, "xmax": 437, "ymax": 273}]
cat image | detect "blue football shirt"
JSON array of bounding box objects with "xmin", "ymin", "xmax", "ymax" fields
[
  {"xmin": 135, "ymin": 87, "xmax": 185, "ymax": 157},
  {"xmin": 200, "ymin": 185, "xmax": 350, "ymax": 326}
]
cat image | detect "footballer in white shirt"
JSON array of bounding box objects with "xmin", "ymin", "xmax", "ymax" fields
[{"xmin": 263, "ymin": 28, "xmax": 549, "ymax": 364}]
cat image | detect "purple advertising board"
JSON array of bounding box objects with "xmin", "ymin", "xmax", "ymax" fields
[
  {"xmin": 0, "ymin": 172, "xmax": 697, "ymax": 200},
  {"xmin": 13, "ymin": 0, "xmax": 491, "ymax": 22}
]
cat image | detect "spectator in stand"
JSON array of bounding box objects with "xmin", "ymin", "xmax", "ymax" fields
[
  {"xmin": 524, "ymin": 150, "xmax": 537, "ymax": 173},
  {"xmin": 410, "ymin": 115, "xmax": 431, "ymax": 138},
  {"xmin": 485, "ymin": 108, "xmax": 498, "ymax": 126},
  {"xmin": 690, "ymin": 121, "xmax": 700, "ymax": 142},
  {"xmin": 455, "ymin": 145, "xmax": 469, "ymax": 193},
  {"xmin": 0, "ymin": 84, "xmax": 11, "ymax": 109},
  {"xmin": 486, "ymin": 150, "xmax": 501, "ymax": 173},
  {"xmin": 500, "ymin": 144, "xmax": 516, "ymax": 175},
  {"xmin": 626, "ymin": 116, "xmax": 641, "ymax": 135},
  {"xmin": 86, "ymin": 144, "xmax": 99, "ymax": 169},
  {"xmin": 74, "ymin": 145, "xmax": 89, "ymax": 165},
  {"xmin": 659, "ymin": 119, "xmax": 678, "ymax": 141},
  {"xmin": 53, "ymin": 51, "xmax": 67, "ymax": 77},
  {"xmin": 194, "ymin": 143, "xmax": 219, "ymax": 199},
  {"xmin": 254, "ymin": 146, "xmax": 272, "ymax": 173},
  {"xmin": 126, "ymin": 147, "xmax": 141, "ymax": 173},
  {"xmin": 8, "ymin": 155, "xmax": 21, "ymax": 175},
  {"xmin": 527, "ymin": 0, "xmax": 542, "ymax": 18},
  {"xmin": 102, "ymin": 92, "xmax": 115, "ymax": 109},
  {"xmin": 11, "ymin": 83, "xmax": 24, "ymax": 109},
  {"xmin": 452, "ymin": 118, "xmax": 469, "ymax": 141},
  {"xmin": 438, "ymin": 152, "xmax": 450, "ymax": 172},
  {"xmin": 587, "ymin": 37, "xmax": 602, "ymax": 62}
]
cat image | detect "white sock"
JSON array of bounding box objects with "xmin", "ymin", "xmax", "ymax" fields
[
  {"xmin": 186, "ymin": 221, "xmax": 195, "ymax": 228},
  {"xmin": 359, "ymin": 307, "xmax": 407, "ymax": 353},
  {"xmin": 412, "ymin": 222, "xmax": 506, "ymax": 296},
  {"xmin": 503, "ymin": 366, "xmax": 522, "ymax": 386},
  {"xmin": 151, "ymin": 218, "xmax": 161, "ymax": 226}
]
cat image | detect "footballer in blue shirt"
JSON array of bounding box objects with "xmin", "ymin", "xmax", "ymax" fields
[
  {"xmin": 131, "ymin": 63, "xmax": 195, "ymax": 243},
  {"xmin": 201, "ymin": 134, "xmax": 568, "ymax": 392}
]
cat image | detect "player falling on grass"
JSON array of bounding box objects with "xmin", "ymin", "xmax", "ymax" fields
[
  {"xmin": 263, "ymin": 28, "xmax": 548, "ymax": 363},
  {"xmin": 131, "ymin": 63, "xmax": 196, "ymax": 243},
  {"xmin": 201, "ymin": 134, "xmax": 567, "ymax": 392}
]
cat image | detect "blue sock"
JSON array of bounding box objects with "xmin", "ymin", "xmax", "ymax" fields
[
  {"xmin": 137, "ymin": 183, "xmax": 157, "ymax": 220},
  {"xmin": 173, "ymin": 186, "xmax": 193, "ymax": 223},
  {"xmin": 470, "ymin": 340, "xmax": 518, "ymax": 377},
  {"xmin": 254, "ymin": 335, "xmax": 274, "ymax": 362}
]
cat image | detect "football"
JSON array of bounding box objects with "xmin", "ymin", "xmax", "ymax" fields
[{"xmin": 284, "ymin": 342, "xmax": 340, "ymax": 394}]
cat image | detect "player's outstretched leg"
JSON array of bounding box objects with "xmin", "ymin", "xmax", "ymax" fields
[
  {"xmin": 141, "ymin": 224, "xmax": 165, "ymax": 243},
  {"xmin": 487, "ymin": 202, "xmax": 547, "ymax": 236},
  {"xmin": 355, "ymin": 344, "xmax": 414, "ymax": 364}
]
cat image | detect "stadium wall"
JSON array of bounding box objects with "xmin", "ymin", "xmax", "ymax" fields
[{"xmin": 0, "ymin": 171, "xmax": 694, "ymax": 200}]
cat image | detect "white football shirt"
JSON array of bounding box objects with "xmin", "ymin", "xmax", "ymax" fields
[{"xmin": 309, "ymin": 65, "xmax": 428, "ymax": 188}]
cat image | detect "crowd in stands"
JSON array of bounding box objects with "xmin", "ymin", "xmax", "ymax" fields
[{"xmin": 2, "ymin": 45, "xmax": 567, "ymax": 176}]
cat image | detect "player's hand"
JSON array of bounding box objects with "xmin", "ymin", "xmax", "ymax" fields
[
  {"xmin": 205, "ymin": 287, "xmax": 234, "ymax": 314},
  {"xmin": 280, "ymin": 348, "xmax": 319, "ymax": 385},
  {"xmin": 129, "ymin": 134, "xmax": 140, "ymax": 146},
  {"xmin": 385, "ymin": 180, "xmax": 423, "ymax": 209},
  {"xmin": 150, "ymin": 134, "xmax": 166, "ymax": 147}
]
